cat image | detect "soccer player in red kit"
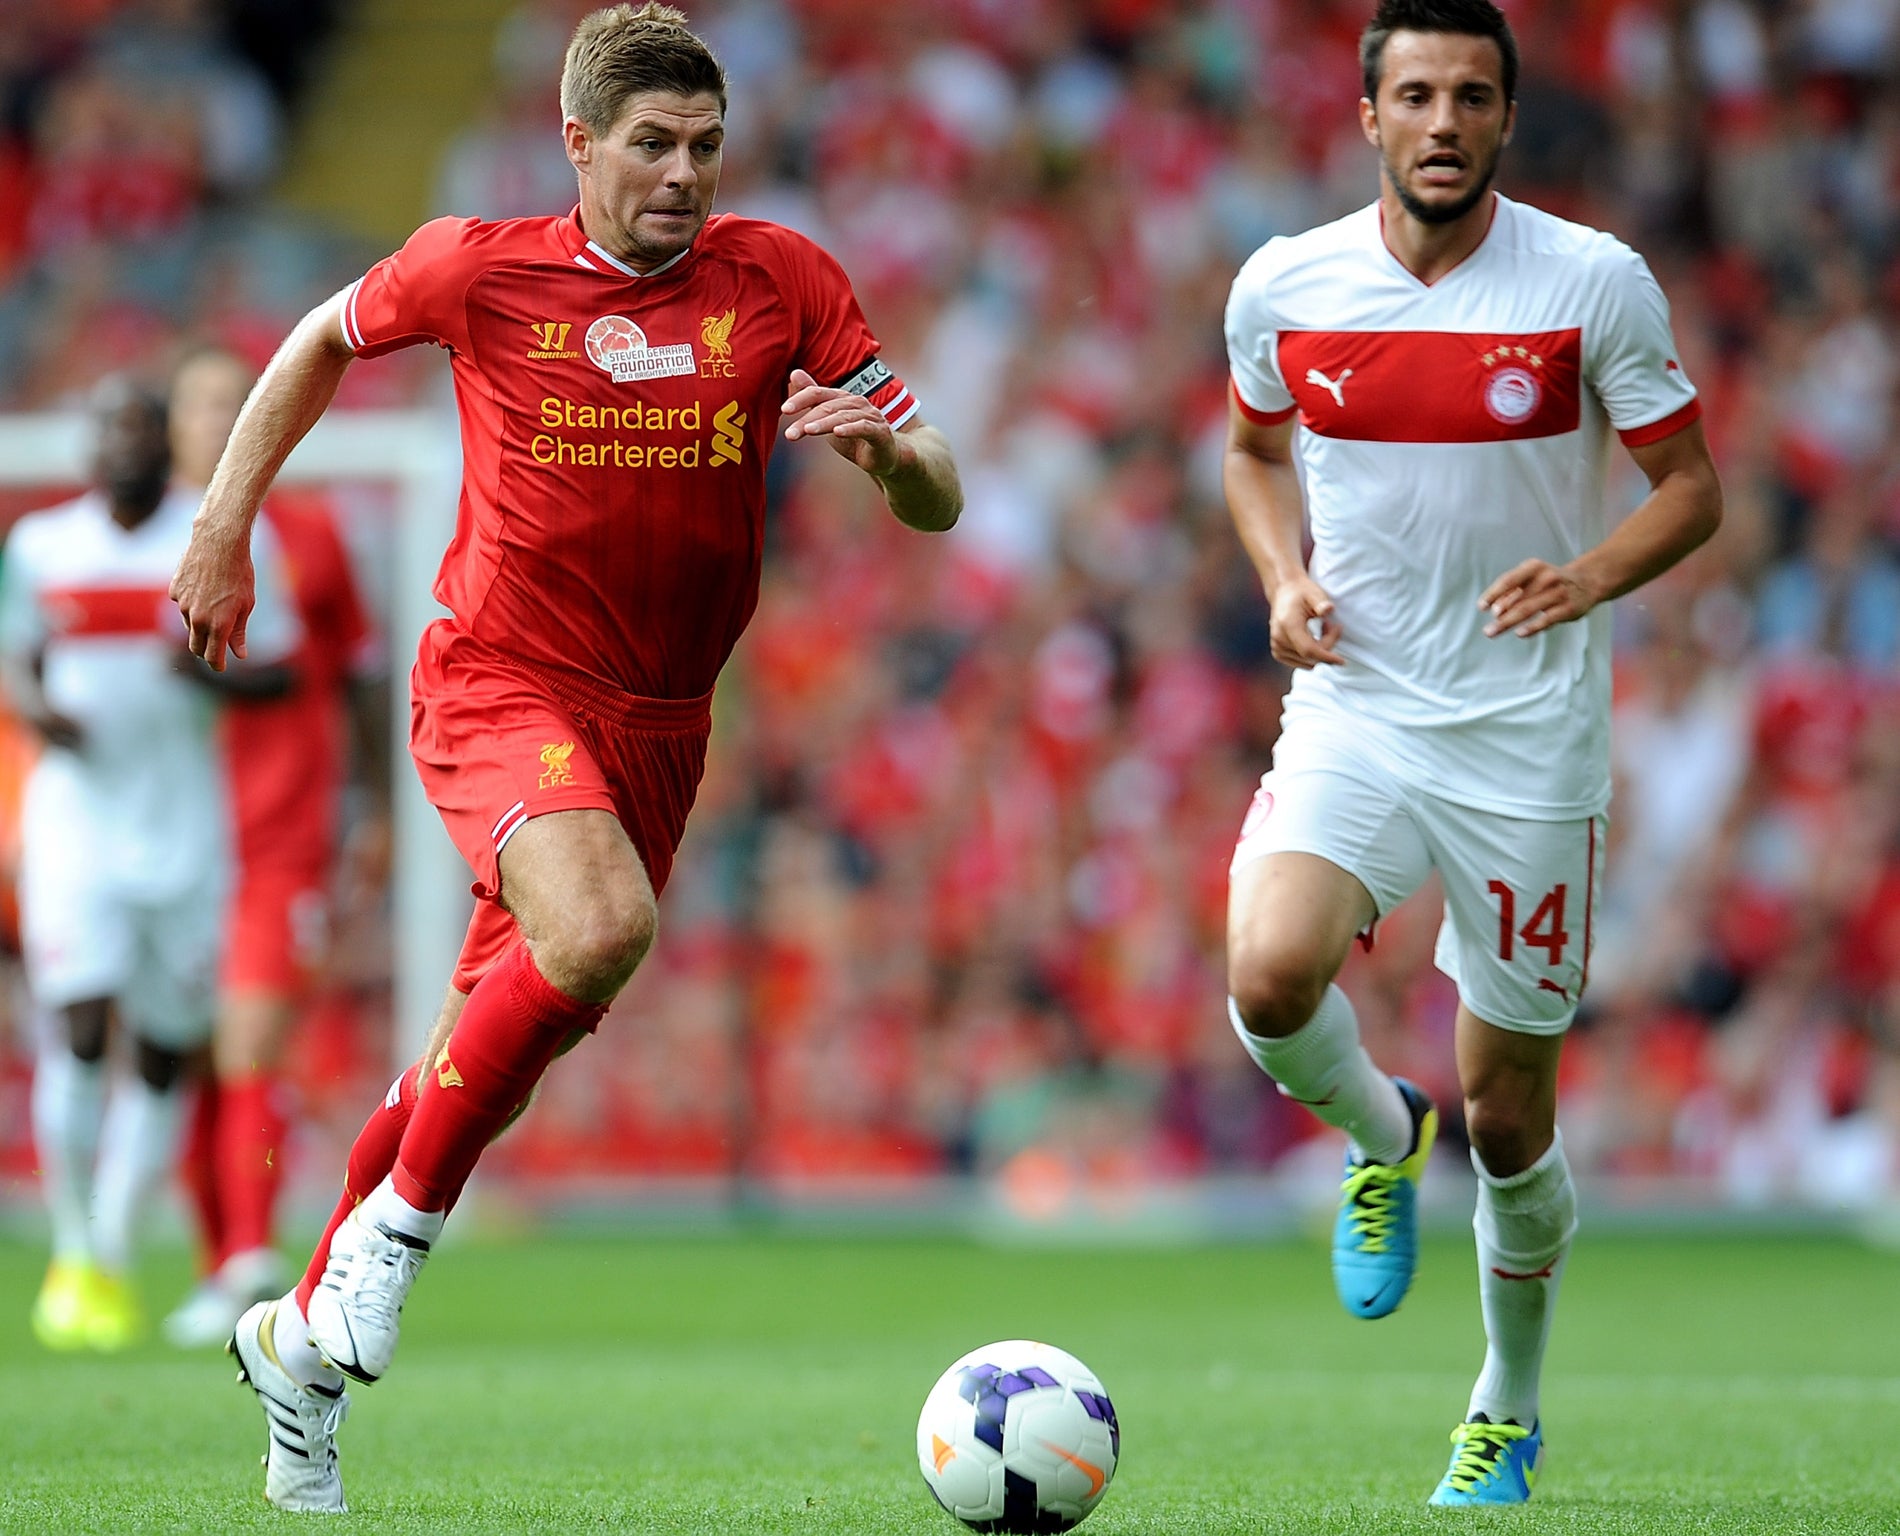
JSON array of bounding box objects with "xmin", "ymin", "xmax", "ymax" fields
[
  {"xmin": 163, "ymin": 346, "xmax": 385, "ymax": 1349},
  {"xmin": 169, "ymin": 4, "xmax": 961, "ymax": 1512}
]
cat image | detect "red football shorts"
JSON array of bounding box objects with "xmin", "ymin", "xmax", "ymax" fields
[
  {"xmin": 222, "ymin": 864, "xmax": 330, "ymax": 995},
  {"xmin": 408, "ymin": 621, "xmax": 712, "ymax": 995}
]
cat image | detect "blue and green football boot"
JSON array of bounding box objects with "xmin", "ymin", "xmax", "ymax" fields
[
  {"xmin": 1331, "ymin": 1077, "xmax": 1437, "ymax": 1319},
  {"xmin": 1428, "ymin": 1415, "xmax": 1543, "ymax": 1505}
]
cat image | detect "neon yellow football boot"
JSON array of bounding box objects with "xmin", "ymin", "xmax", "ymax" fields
[
  {"xmin": 83, "ymin": 1269, "xmax": 147, "ymax": 1352},
  {"xmin": 31, "ymin": 1258, "xmax": 98, "ymax": 1351}
]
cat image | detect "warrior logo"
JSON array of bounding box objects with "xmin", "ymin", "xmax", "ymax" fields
[
  {"xmin": 527, "ymin": 321, "xmax": 576, "ymax": 359},
  {"xmin": 436, "ymin": 1054, "xmax": 465, "ymax": 1090},
  {"xmin": 710, "ymin": 401, "xmax": 746, "ymax": 466},
  {"xmin": 538, "ymin": 740, "xmax": 577, "ymax": 788}
]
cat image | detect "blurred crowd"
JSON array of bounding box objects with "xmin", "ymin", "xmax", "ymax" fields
[{"xmin": 4, "ymin": 0, "xmax": 1900, "ymax": 1216}]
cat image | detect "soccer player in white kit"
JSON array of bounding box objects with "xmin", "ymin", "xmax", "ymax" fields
[
  {"xmin": 1221, "ymin": 0, "xmax": 1723, "ymax": 1505},
  {"xmin": 1, "ymin": 378, "xmax": 296, "ymax": 1349}
]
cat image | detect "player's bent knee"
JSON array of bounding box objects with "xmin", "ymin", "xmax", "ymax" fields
[
  {"xmin": 542, "ymin": 895, "xmax": 657, "ymax": 999},
  {"xmin": 1227, "ymin": 944, "xmax": 1330, "ymax": 1039},
  {"xmin": 133, "ymin": 1036, "xmax": 190, "ymax": 1092},
  {"xmin": 1464, "ymin": 1096, "xmax": 1553, "ymax": 1178}
]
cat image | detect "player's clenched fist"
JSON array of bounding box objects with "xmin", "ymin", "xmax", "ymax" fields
[
  {"xmin": 1479, "ymin": 558, "xmax": 1602, "ymax": 640},
  {"xmin": 780, "ymin": 367, "xmax": 900, "ymax": 477},
  {"xmin": 1268, "ymin": 574, "xmax": 1345, "ymax": 669},
  {"xmin": 170, "ymin": 526, "xmax": 255, "ymax": 672}
]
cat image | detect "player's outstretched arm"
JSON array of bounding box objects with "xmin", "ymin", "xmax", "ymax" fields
[
  {"xmin": 1223, "ymin": 396, "xmax": 1342, "ymax": 669},
  {"xmin": 171, "ymin": 291, "xmax": 356, "ymax": 670},
  {"xmin": 780, "ymin": 368, "xmax": 961, "ymax": 532},
  {"xmin": 1480, "ymin": 418, "xmax": 1723, "ymax": 639}
]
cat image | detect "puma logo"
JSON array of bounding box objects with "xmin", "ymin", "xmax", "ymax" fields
[
  {"xmin": 1306, "ymin": 366, "xmax": 1352, "ymax": 407},
  {"xmin": 1537, "ymin": 979, "xmax": 1572, "ymax": 1001},
  {"xmin": 1491, "ymin": 1260, "xmax": 1559, "ymax": 1281}
]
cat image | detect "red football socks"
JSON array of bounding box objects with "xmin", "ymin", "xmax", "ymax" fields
[
  {"xmin": 180, "ymin": 1077, "xmax": 225, "ymax": 1272},
  {"xmin": 390, "ymin": 942, "xmax": 605, "ymax": 1213},
  {"xmin": 217, "ymin": 1074, "xmax": 287, "ymax": 1258},
  {"xmin": 295, "ymin": 1062, "xmax": 420, "ymax": 1316}
]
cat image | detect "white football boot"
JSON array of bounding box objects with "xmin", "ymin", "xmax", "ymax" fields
[
  {"xmin": 229, "ymin": 1300, "xmax": 349, "ymax": 1513},
  {"xmin": 166, "ymin": 1248, "xmax": 290, "ymax": 1349},
  {"xmin": 306, "ymin": 1206, "xmax": 431, "ymax": 1384}
]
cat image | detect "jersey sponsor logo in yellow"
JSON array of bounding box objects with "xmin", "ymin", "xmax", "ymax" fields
[
  {"xmin": 527, "ymin": 321, "xmax": 579, "ymax": 360},
  {"xmin": 699, "ymin": 309, "xmax": 737, "ymax": 377},
  {"xmin": 711, "ymin": 400, "xmax": 746, "ymax": 466},
  {"xmin": 538, "ymin": 740, "xmax": 577, "ymax": 788}
]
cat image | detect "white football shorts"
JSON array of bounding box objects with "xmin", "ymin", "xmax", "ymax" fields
[
  {"xmin": 19, "ymin": 851, "xmax": 221, "ymax": 1050},
  {"xmin": 1230, "ymin": 720, "xmax": 1605, "ymax": 1035}
]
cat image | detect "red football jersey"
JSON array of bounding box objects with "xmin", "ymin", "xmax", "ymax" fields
[
  {"xmin": 340, "ymin": 208, "xmax": 918, "ymax": 699},
  {"xmin": 224, "ymin": 493, "xmax": 375, "ymax": 869}
]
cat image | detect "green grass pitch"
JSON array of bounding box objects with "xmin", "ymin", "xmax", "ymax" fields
[{"xmin": 2, "ymin": 1227, "xmax": 1897, "ymax": 1533}]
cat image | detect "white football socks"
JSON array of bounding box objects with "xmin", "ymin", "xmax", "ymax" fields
[
  {"xmin": 357, "ymin": 1176, "xmax": 446, "ymax": 1247},
  {"xmin": 1467, "ymin": 1131, "xmax": 1578, "ymax": 1427},
  {"xmin": 273, "ymin": 1293, "xmax": 343, "ymax": 1392},
  {"xmin": 31, "ymin": 1046, "xmax": 106, "ymax": 1264},
  {"xmin": 91, "ymin": 1075, "xmax": 184, "ymax": 1274},
  {"xmin": 1228, "ymin": 989, "xmax": 1412, "ymax": 1164}
]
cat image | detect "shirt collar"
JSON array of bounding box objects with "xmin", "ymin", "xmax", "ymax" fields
[{"xmin": 561, "ymin": 205, "xmax": 704, "ymax": 279}]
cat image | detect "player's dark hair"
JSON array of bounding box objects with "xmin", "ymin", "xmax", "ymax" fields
[
  {"xmin": 561, "ymin": 3, "xmax": 728, "ymax": 133},
  {"xmin": 1360, "ymin": 0, "xmax": 1518, "ymax": 104}
]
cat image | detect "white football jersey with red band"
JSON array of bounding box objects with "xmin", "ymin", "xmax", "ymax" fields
[
  {"xmin": 1224, "ymin": 194, "xmax": 1700, "ymax": 819},
  {"xmin": 0, "ymin": 489, "xmax": 298, "ymax": 900}
]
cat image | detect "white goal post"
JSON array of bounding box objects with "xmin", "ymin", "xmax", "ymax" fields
[{"xmin": 0, "ymin": 409, "xmax": 470, "ymax": 1063}]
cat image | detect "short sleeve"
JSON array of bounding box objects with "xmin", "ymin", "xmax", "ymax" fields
[
  {"xmin": 1585, "ymin": 243, "xmax": 1701, "ymax": 447},
  {"xmin": 790, "ymin": 235, "xmax": 920, "ymax": 428},
  {"xmin": 1224, "ymin": 244, "xmax": 1297, "ymax": 424},
  {"xmin": 241, "ymin": 517, "xmax": 303, "ymax": 667},
  {"xmin": 338, "ymin": 217, "xmax": 483, "ymax": 359},
  {"xmin": 0, "ymin": 527, "xmax": 43, "ymax": 658}
]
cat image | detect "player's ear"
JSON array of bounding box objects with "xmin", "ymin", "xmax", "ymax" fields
[
  {"xmin": 1359, "ymin": 97, "xmax": 1380, "ymax": 148},
  {"xmin": 1501, "ymin": 98, "xmax": 1516, "ymax": 147},
  {"xmin": 562, "ymin": 117, "xmax": 592, "ymax": 172}
]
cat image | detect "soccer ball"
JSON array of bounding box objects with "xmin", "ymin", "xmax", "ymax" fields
[{"xmin": 916, "ymin": 1340, "xmax": 1120, "ymax": 1533}]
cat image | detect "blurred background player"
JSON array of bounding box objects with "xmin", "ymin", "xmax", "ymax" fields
[
  {"xmin": 170, "ymin": 3, "xmax": 960, "ymax": 1512},
  {"xmin": 162, "ymin": 346, "xmax": 385, "ymax": 1349},
  {"xmin": 1222, "ymin": 0, "xmax": 1721, "ymax": 1505},
  {"xmin": 2, "ymin": 377, "xmax": 297, "ymax": 1351}
]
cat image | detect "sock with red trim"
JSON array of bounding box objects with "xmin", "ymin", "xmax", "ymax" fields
[
  {"xmin": 294, "ymin": 1064, "xmax": 419, "ymax": 1317},
  {"xmin": 217, "ymin": 1074, "xmax": 287, "ymax": 1259},
  {"xmin": 1468, "ymin": 1131, "xmax": 1577, "ymax": 1426},
  {"xmin": 390, "ymin": 942, "xmax": 604, "ymax": 1212},
  {"xmin": 1228, "ymin": 989, "xmax": 1412, "ymax": 1163},
  {"xmin": 179, "ymin": 1076, "xmax": 225, "ymax": 1273}
]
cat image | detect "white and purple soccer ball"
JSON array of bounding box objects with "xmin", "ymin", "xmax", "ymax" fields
[{"xmin": 916, "ymin": 1340, "xmax": 1120, "ymax": 1533}]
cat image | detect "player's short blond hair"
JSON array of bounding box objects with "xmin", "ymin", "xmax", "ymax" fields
[{"xmin": 560, "ymin": 3, "xmax": 728, "ymax": 134}]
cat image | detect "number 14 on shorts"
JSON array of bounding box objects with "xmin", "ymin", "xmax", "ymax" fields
[{"xmin": 1486, "ymin": 881, "xmax": 1569, "ymax": 965}]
